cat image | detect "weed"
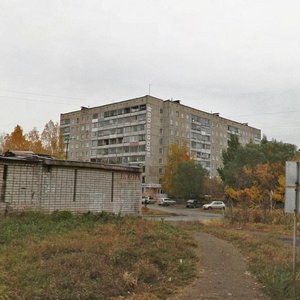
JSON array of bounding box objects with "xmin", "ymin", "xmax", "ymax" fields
[
  {"xmin": 196, "ymin": 222, "xmax": 300, "ymax": 300},
  {"xmin": 0, "ymin": 213, "xmax": 197, "ymax": 299}
]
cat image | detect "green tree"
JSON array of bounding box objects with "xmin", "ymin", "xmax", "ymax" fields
[
  {"xmin": 260, "ymin": 139, "xmax": 298, "ymax": 163},
  {"xmin": 217, "ymin": 134, "xmax": 240, "ymax": 183},
  {"xmin": 218, "ymin": 135, "xmax": 297, "ymax": 190},
  {"xmin": 171, "ymin": 160, "xmax": 207, "ymax": 199},
  {"xmin": 221, "ymin": 136, "xmax": 298, "ymax": 214},
  {"xmin": 161, "ymin": 144, "xmax": 190, "ymax": 194}
]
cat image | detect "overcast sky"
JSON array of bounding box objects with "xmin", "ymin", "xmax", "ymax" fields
[{"xmin": 0, "ymin": 0, "xmax": 300, "ymax": 147}]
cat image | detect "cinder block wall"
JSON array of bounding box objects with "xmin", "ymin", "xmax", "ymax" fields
[
  {"xmin": 0, "ymin": 162, "xmax": 42, "ymax": 212},
  {"xmin": 0, "ymin": 159, "xmax": 141, "ymax": 215}
]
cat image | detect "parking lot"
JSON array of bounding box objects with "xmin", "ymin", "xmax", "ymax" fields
[{"xmin": 144, "ymin": 203, "xmax": 224, "ymax": 222}]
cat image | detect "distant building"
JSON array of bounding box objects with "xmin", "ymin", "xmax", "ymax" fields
[
  {"xmin": 0, "ymin": 152, "xmax": 141, "ymax": 215},
  {"xmin": 60, "ymin": 95, "xmax": 261, "ymax": 197}
]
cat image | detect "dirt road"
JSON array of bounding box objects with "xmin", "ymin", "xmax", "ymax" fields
[{"xmin": 169, "ymin": 232, "xmax": 269, "ymax": 300}]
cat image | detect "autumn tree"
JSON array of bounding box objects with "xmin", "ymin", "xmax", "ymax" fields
[
  {"xmin": 41, "ymin": 120, "xmax": 65, "ymax": 159},
  {"xmin": 161, "ymin": 144, "xmax": 190, "ymax": 194},
  {"xmin": 0, "ymin": 133, "xmax": 4, "ymax": 153},
  {"xmin": 26, "ymin": 128, "xmax": 44, "ymax": 154},
  {"xmin": 203, "ymin": 177, "xmax": 224, "ymax": 200},
  {"xmin": 218, "ymin": 138, "xmax": 266, "ymax": 188},
  {"xmin": 2, "ymin": 125, "xmax": 28, "ymax": 152},
  {"xmin": 221, "ymin": 136, "xmax": 298, "ymax": 215},
  {"xmin": 171, "ymin": 160, "xmax": 207, "ymax": 199},
  {"xmin": 1, "ymin": 121, "xmax": 65, "ymax": 159}
]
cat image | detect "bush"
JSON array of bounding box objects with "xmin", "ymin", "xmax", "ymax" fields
[
  {"xmin": 50, "ymin": 210, "xmax": 73, "ymax": 221},
  {"xmin": 225, "ymin": 208, "xmax": 294, "ymax": 226}
]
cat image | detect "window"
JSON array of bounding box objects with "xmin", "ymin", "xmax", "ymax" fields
[
  {"xmin": 124, "ymin": 127, "xmax": 131, "ymax": 133},
  {"xmin": 61, "ymin": 118, "xmax": 70, "ymax": 125},
  {"xmin": 139, "ymin": 145, "xmax": 146, "ymax": 151},
  {"xmin": 139, "ymin": 134, "xmax": 145, "ymax": 141},
  {"xmin": 160, "ymin": 108, "xmax": 163, "ymax": 114}
]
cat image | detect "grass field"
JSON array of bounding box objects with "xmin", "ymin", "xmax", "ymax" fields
[{"xmin": 0, "ymin": 211, "xmax": 197, "ymax": 300}]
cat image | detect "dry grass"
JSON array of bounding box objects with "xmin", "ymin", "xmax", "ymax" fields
[
  {"xmin": 185, "ymin": 212, "xmax": 300, "ymax": 300},
  {"xmin": 0, "ymin": 212, "xmax": 197, "ymax": 299}
]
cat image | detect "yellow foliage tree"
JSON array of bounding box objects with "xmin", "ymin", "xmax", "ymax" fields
[
  {"xmin": 161, "ymin": 144, "xmax": 190, "ymax": 194},
  {"xmin": 2, "ymin": 122, "xmax": 65, "ymax": 159},
  {"xmin": 2, "ymin": 125, "xmax": 28, "ymax": 152},
  {"xmin": 41, "ymin": 120, "xmax": 65, "ymax": 159},
  {"xmin": 26, "ymin": 128, "xmax": 44, "ymax": 154},
  {"xmin": 272, "ymin": 175, "xmax": 285, "ymax": 202},
  {"xmin": 224, "ymin": 186, "xmax": 239, "ymax": 201},
  {"xmin": 226, "ymin": 162, "xmax": 285, "ymax": 208}
]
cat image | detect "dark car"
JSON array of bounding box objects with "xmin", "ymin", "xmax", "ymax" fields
[{"xmin": 186, "ymin": 199, "xmax": 200, "ymax": 208}]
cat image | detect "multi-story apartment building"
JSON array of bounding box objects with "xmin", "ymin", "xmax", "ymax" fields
[{"xmin": 60, "ymin": 95, "xmax": 261, "ymax": 197}]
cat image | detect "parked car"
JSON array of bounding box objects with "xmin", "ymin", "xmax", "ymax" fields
[
  {"xmin": 186, "ymin": 199, "xmax": 200, "ymax": 208},
  {"xmin": 203, "ymin": 201, "xmax": 226, "ymax": 210},
  {"xmin": 141, "ymin": 197, "xmax": 150, "ymax": 205},
  {"xmin": 158, "ymin": 198, "xmax": 176, "ymax": 206},
  {"xmin": 141, "ymin": 197, "xmax": 156, "ymax": 205}
]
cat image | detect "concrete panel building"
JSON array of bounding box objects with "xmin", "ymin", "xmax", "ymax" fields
[
  {"xmin": 0, "ymin": 154, "xmax": 142, "ymax": 215},
  {"xmin": 60, "ymin": 95, "xmax": 261, "ymax": 197}
]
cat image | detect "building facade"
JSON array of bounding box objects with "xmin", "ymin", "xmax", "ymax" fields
[
  {"xmin": 0, "ymin": 154, "xmax": 142, "ymax": 215},
  {"xmin": 60, "ymin": 95, "xmax": 261, "ymax": 197}
]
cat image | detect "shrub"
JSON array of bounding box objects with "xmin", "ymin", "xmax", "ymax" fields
[{"xmin": 225, "ymin": 207, "xmax": 294, "ymax": 226}]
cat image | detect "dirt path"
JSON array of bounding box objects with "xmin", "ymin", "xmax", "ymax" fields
[{"xmin": 169, "ymin": 232, "xmax": 270, "ymax": 300}]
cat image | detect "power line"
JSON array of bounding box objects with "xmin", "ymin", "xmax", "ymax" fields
[
  {"xmin": 228, "ymin": 109, "xmax": 300, "ymax": 118},
  {"xmin": 0, "ymin": 95, "xmax": 82, "ymax": 106},
  {"xmin": 0, "ymin": 89, "xmax": 85, "ymax": 102}
]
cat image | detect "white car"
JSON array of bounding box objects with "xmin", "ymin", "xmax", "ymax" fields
[
  {"xmin": 158, "ymin": 198, "xmax": 176, "ymax": 206},
  {"xmin": 203, "ymin": 201, "xmax": 226, "ymax": 210}
]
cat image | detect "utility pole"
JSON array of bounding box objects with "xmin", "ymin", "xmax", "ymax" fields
[{"xmin": 65, "ymin": 137, "xmax": 70, "ymax": 160}]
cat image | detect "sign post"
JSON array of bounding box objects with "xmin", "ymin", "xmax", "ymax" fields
[{"xmin": 285, "ymin": 161, "xmax": 300, "ymax": 298}]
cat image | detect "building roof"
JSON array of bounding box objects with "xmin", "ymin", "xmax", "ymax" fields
[{"xmin": 0, "ymin": 152, "xmax": 142, "ymax": 173}]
